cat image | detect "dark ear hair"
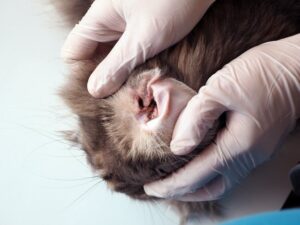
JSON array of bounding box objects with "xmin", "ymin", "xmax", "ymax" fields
[{"xmin": 51, "ymin": 0, "xmax": 94, "ymax": 26}]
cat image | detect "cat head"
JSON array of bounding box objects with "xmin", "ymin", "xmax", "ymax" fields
[{"xmin": 60, "ymin": 59, "xmax": 221, "ymax": 199}]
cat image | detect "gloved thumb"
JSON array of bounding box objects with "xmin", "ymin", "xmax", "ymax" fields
[
  {"xmin": 87, "ymin": 20, "xmax": 161, "ymax": 98},
  {"xmin": 171, "ymin": 85, "xmax": 227, "ymax": 155}
]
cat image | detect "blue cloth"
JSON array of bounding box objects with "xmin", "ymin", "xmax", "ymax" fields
[{"xmin": 220, "ymin": 209, "xmax": 300, "ymax": 225}]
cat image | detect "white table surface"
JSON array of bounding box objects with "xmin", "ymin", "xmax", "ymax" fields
[{"xmin": 1, "ymin": 1, "xmax": 299, "ymax": 225}]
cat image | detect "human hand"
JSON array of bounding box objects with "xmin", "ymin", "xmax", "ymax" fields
[
  {"xmin": 61, "ymin": 0, "xmax": 215, "ymax": 98},
  {"xmin": 144, "ymin": 34, "xmax": 300, "ymax": 201}
]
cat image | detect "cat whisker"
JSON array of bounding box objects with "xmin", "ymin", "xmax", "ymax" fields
[{"xmin": 63, "ymin": 179, "xmax": 104, "ymax": 210}]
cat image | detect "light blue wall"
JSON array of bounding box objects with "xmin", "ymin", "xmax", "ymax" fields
[
  {"xmin": 0, "ymin": 1, "xmax": 300, "ymax": 225},
  {"xmin": 0, "ymin": 1, "xmax": 178, "ymax": 225}
]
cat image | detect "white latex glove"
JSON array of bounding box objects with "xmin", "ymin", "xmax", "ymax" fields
[
  {"xmin": 144, "ymin": 34, "xmax": 300, "ymax": 201},
  {"xmin": 61, "ymin": 0, "xmax": 215, "ymax": 98}
]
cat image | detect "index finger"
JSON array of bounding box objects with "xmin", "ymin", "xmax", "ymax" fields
[{"xmin": 61, "ymin": 0, "xmax": 125, "ymax": 60}]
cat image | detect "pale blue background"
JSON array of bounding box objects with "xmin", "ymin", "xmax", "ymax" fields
[{"xmin": 1, "ymin": 1, "xmax": 300, "ymax": 225}]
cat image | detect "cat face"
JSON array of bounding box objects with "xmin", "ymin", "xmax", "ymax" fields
[{"xmin": 60, "ymin": 60, "xmax": 219, "ymax": 199}]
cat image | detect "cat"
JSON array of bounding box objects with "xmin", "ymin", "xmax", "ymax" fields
[{"xmin": 53, "ymin": 0, "xmax": 300, "ymax": 223}]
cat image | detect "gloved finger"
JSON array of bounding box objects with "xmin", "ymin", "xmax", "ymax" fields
[
  {"xmin": 61, "ymin": 0, "xmax": 125, "ymax": 60},
  {"xmin": 170, "ymin": 87, "xmax": 227, "ymax": 155},
  {"xmin": 144, "ymin": 143, "xmax": 221, "ymax": 198},
  {"xmin": 61, "ymin": 34, "xmax": 99, "ymax": 60},
  {"xmin": 175, "ymin": 175, "xmax": 227, "ymax": 202},
  {"xmin": 87, "ymin": 19, "xmax": 172, "ymax": 98},
  {"xmin": 170, "ymin": 59, "xmax": 259, "ymax": 156},
  {"xmin": 144, "ymin": 112, "xmax": 254, "ymax": 199}
]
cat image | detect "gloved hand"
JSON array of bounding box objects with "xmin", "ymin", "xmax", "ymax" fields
[
  {"xmin": 61, "ymin": 0, "xmax": 215, "ymax": 98},
  {"xmin": 144, "ymin": 34, "xmax": 300, "ymax": 201}
]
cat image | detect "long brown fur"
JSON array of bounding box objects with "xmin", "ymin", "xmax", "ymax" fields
[{"xmin": 55, "ymin": 0, "xmax": 300, "ymax": 223}]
